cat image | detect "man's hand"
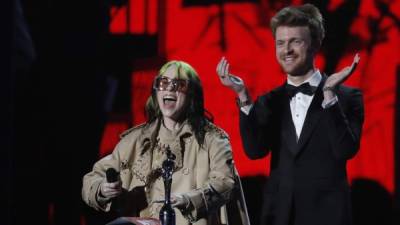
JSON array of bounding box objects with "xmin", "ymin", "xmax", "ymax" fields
[
  {"xmin": 216, "ymin": 57, "xmax": 246, "ymax": 95},
  {"xmin": 100, "ymin": 179, "xmax": 122, "ymax": 199},
  {"xmin": 324, "ymin": 53, "xmax": 360, "ymax": 91}
]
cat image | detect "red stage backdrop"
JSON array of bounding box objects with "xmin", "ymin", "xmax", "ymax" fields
[{"xmin": 101, "ymin": 0, "xmax": 400, "ymax": 193}]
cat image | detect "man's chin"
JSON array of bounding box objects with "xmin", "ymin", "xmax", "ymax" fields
[{"xmin": 281, "ymin": 64, "xmax": 296, "ymax": 74}]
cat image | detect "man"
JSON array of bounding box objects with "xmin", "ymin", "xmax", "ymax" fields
[
  {"xmin": 82, "ymin": 60, "xmax": 249, "ymax": 225},
  {"xmin": 216, "ymin": 4, "xmax": 364, "ymax": 225}
]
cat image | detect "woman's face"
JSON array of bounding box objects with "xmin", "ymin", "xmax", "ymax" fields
[{"xmin": 155, "ymin": 65, "xmax": 189, "ymax": 121}]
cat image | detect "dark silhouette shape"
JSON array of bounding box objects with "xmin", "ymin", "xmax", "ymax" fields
[
  {"xmin": 308, "ymin": 0, "xmax": 361, "ymax": 75},
  {"xmin": 351, "ymin": 178, "xmax": 394, "ymax": 225},
  {"xmin": 240, "ymin": 176, "xmax": 268, "ymax": 225}
]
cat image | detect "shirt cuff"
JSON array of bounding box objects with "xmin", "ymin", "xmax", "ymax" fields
[
  {"xmin": 322, "ymin": 96, "xmax": 338, "ymax": 109},
  {"xmin": 240, "ymin": 104, "xmax": 253, "ymax": 115}
]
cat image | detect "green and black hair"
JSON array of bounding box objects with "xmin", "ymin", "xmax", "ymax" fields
[{"xmin": 145, "ymin": 60, "xmax": 212, "ymax": 146}]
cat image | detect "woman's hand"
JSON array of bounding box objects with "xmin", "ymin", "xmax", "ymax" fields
[
  {"xmin": 171, "ymin": 193, "xmax": 190, "ymax": 210},
  {"xmin": 100, "ymin": 179, "xmax": 122, "ymax": 199}
]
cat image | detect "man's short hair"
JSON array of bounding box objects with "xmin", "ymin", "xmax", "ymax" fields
[{"xmin": 270, "ymin": 4, "xmax": 325, "ymax": 48}]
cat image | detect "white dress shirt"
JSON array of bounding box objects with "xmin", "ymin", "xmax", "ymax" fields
[
  {"xmin": 241, "ymin": 70, "xmax": 338, "ymax": 140},
  {"xmin": 288, "ymin": 71, "xmax": 321, "ymax": 139}
]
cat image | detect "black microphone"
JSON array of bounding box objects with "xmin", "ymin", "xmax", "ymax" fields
[
  {"xmin": 106, "ymin": 168, "xmax": 119, "ymax": 183},
  {"xmin": 105, "ymin": 168, "xmax": 122, "ymax": 213}
]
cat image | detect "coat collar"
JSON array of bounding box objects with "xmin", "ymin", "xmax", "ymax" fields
[{"xmin": 132, "ymin": 118, "xmax": 193, "ymax": 187}]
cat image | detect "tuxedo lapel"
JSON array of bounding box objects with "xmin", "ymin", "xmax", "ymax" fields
[
  {"xmin": 280, "ymin": 88, "xmax": 298, "ymax": 155},
  {"xmin": 294, "ymin": 79, "xmax": 325, "ymax": 155}
]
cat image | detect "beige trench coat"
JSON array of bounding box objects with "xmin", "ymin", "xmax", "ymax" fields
[{"xmin": 82, "ymin": 119, "xmax": 250, "ymax": 225}]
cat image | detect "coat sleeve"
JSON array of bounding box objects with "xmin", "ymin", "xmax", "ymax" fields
[
  {"xmin": 182, "ymin": 131, "xmax": 235, "ymax": 222},
  {"xmin": 81, "ymin": 140, "xmax": 124, "ymax": 211},
  {"xmin": 239, "ymin": 93, "xmax": 275, "ymax": 159},
  {"xmin": 326, "ymin": 88, "xmax": 364, "ymax": 160}
]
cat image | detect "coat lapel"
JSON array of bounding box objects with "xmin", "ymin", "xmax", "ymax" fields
[
  {"xmin": 294, "ymin": 78, "xmax": 326, "ymax": 156},
  {"xmin": 280, "ymin": 89, "xmax": 298, "ymax": 155},
  {"xmin": 131, "ymin": 120, "xmax": 160, "ymax": 186}
]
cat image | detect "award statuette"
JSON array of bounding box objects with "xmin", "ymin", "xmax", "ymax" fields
[{"xmin": 159, "ymin": 147, "xmax": 176, "ymax": 225}]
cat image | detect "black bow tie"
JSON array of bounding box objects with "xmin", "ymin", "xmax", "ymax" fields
[{"xmin": 286, "ymin": 82, "xmax": 316, "ymax": 98}]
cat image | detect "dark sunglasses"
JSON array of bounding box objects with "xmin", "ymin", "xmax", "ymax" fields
[{"xmin": 153, "ymin": 76, "xmax": 189, "ymax": 93}]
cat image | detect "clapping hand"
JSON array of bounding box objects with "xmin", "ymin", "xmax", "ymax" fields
[
  {"xmin": 324, "ymin": 53, "xmax": 360, "ymax": 91},
  {"xmin": 216, "ymin": 57, "xmax": 246, "ymax": 94}
]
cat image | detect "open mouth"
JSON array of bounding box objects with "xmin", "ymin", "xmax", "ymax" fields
[
  {"xmin": 163, "ymin": 95, "xmax": 177, "ymax": 106},
  {"xmin": 284, "ymin": 55, "xmax": 296, "ymax": 63}
]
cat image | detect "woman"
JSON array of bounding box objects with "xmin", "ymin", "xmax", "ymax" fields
[{"xmin": 82, "ymin": 61, "xmax": 242, "ymax": 225}]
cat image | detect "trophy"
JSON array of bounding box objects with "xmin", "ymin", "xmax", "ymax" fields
[{"xmin": 159, "ymin": 147, "xmax": 176, "ymax": 225}]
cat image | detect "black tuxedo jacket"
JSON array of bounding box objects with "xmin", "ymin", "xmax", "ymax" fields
[{"xmin": 240, "ymin": 80, "xmax": 364, "ymax": 225}]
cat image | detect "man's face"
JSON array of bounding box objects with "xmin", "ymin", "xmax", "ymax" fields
[
  {"xmin": 156, "ymin": 65, "xmax": 188, "ymax": 121},
  {"xmin": 275, "ymin": 26, "xmax": 315, "ymax": 77}
]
